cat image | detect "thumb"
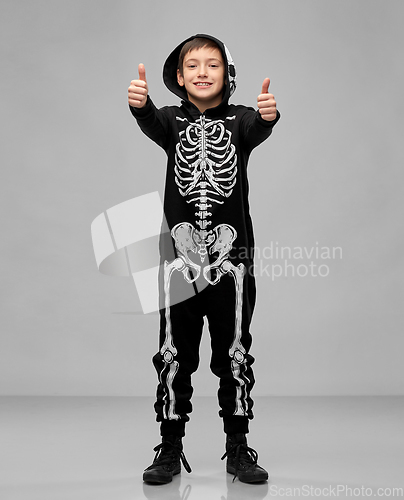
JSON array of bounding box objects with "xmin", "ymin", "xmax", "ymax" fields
[
  {"xmin": 138, "ymin": 63, "xmax": 147, "ymax": 83},
  {"xmin": 261, "ymin": 78, "xmax": 270, "ymax": 94}
]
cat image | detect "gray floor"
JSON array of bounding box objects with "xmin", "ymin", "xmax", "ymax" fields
[{"xmin": 0, "ymin": 396, "xmax": 403, "ymax": 500}]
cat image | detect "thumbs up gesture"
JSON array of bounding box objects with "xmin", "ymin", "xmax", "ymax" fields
[
  {"xmin": 128, "ymin": 63, "xmax": 148, "ymax": 108},
  {"xmin": 257, "ymin": 78, "xmax": 277, "ymax": 121}
]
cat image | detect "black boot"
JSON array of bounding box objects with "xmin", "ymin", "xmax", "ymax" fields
[
  {"xmin": 221, "ymin": 433, "xmax": 269, "ymax": 483},
  {"xmin": 143, "ymin": 435, "xmax": 192, "ymax": 484}
]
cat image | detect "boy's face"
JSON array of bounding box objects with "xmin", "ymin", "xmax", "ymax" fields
[{"xmin": 177, "ymin": 46, "xmax": 225, "ymax": 113}]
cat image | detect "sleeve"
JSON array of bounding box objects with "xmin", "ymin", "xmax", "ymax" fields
[
  {"xmin": 239, "ymin": 107, "xmax": 281, "ymax": 154},
  {"xmin": 129, "ymin": 96, "xmax": 172, "ymax": 151}
]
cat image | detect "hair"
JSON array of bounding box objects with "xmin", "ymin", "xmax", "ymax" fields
[{"xmin": 177, "ymin": 37, "xmax": 222, "ymax": 76}]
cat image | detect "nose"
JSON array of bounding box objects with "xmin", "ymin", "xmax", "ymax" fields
[{"xmin": 198, "ymin": 65, "xmax": 208, "ymax": 77}]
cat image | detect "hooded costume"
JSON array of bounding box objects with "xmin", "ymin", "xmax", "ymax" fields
[{"xmin": 130, "ymin": 34, "xmax": 280, "ymax": 437}]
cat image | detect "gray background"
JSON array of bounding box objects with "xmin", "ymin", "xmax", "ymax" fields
[{"xmin": 1, "ymin": 0, "xmax": 403, "ymax": 397}]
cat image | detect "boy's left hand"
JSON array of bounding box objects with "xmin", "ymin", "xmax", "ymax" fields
[{"xmin": 257, "ymin": 78, "xmax": 277, "ymax": 121}]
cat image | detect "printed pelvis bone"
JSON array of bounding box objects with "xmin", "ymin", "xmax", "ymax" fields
[{"xmin": 169, "ymin": 222, "xmax": 201, "ymax": 283}]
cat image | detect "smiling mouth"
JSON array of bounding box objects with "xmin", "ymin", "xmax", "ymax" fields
[{"xmin": 194, "ymin": 82, "xmax": 212, "ymax": 87}]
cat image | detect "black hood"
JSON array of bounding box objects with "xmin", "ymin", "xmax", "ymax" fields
[{"xmin": 163, "ymin": 34, "xmax": 237, "ymax": 107}]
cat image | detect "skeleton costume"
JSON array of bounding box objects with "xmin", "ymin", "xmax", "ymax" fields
[{"xmin": 130, "ymin": 34, "xmax": 280, "ymax": 438}]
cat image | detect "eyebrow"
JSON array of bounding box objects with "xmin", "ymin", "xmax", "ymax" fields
[{"xmin": 184, "ymin": 57, "xmax": 222, "ymax": 63}]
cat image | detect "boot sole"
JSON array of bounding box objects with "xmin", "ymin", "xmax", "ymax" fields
[
  {"xmin": 226, "ymin": 465, "xmax": 269, "ymax": 483},
  {"xmin": 143, "ymin": 467, "xmax": 181, "ymax": 484}
]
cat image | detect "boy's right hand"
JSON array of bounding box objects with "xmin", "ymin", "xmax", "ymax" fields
[{"xmin": 128, "ymin": 64, "xmax": 148, "ymax": 108}]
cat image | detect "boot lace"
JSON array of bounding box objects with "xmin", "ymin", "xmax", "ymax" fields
[
  {"xmin": 221, "ymin": 441, "xmax": 259, "ymax": 482},
  {"xmin": 145, "ymin": 439, "xmax": 192, "ymax": 473}
]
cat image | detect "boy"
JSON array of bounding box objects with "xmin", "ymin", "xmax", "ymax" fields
[{"xmin": 128, "ymin": 34, "xmax": 280, "ymax": 484}]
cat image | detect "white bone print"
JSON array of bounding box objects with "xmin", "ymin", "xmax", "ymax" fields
[
  {"xmin": 162, "ymin": 221, "xmax": 249, "ymax": 418},
  {"xmin": 221, "ymin": 260, "xmax": 246, "ymax": 363},
  {"xmin": 175, "ymin": 116, "xmax": 237, "ymax": 252},
  {"xmin": 203, "ymin": 224, "xmax": 237, "ymax": 284},
  {"xmin": 160, "ymin": 114, "xmax": 248, "ymax": 419}
]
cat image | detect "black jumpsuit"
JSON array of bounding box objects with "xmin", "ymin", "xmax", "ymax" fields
[{"xmin": 130, "ymin": 33, "xmax": 280, "ymax": 437}]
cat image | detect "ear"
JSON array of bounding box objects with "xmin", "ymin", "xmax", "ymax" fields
[{"xmin": 177, "ymin": 69, "xmax": 184, "ymax": 87}]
